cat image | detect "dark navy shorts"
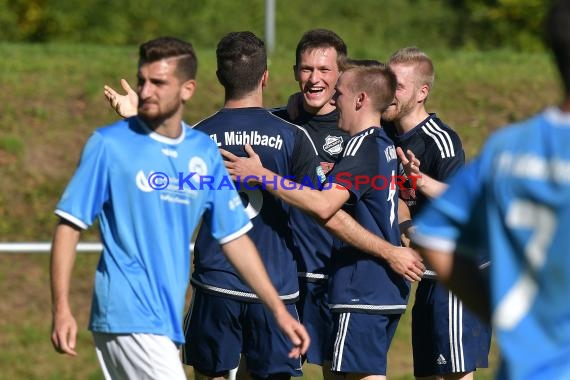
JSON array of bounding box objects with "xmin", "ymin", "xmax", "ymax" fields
[
  {"xmin": 330, "ymin": 312, "xmax": 401, "ymax": 375},
  {"xmin": 181, "ymin": 288, "xmax": 303, "ymax": 378},
  {"xmin": 412, "ymin": 279, "xmax": 492, "ymax": 377},
  {"xmin": 297, "ymin": 280, "xmax": 334, "ymax": 365}
]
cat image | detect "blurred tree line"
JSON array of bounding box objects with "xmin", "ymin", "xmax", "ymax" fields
[{"xmin": 0, "ymin": 0, "xmax": 551, "ymax": 52}]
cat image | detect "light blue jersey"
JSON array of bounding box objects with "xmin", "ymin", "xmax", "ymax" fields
[
  {"xmin": 56, "ymin": 117, "xmax": 252, "ymax": 344},
  {"xmin": 413, "ymin": 107, "xmax": 570, "ymax": 379}
]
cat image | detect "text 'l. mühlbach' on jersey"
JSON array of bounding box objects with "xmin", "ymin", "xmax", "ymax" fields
[{"xmin": 210, "ymin": 131, "xmax": 283, "ymax": 150}]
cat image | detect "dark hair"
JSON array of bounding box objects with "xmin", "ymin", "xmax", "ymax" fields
[
  {"xmin": 346, "ymin": 65, "xmax": 397, "ymax": 113},
  {"xmin": 340, "ymin": 57, "xmax": 383, "ymax": 71},
  {"xmin": 138, "ymin": 36, "xmax": 198, "ymax": 81},
  {"xmin": 295, "ymin": 29, "xmax": 347, "ymax": 68},
  {"xmin": 216, "ymin": 31, "xmax": 267, "ymax": 99},
  {"xmin": 545, "ymin": 0, "xmax": 570, "ymax": 94}
]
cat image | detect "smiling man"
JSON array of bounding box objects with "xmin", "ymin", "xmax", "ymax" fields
[{"xmin": 223, "ymin": 65, "xmax": 423, "ymax": 380}]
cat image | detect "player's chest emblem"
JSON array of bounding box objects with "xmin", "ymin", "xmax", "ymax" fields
[{"xmin": 323, "ymin": 135, "xmax": 344, "ymax": 155}]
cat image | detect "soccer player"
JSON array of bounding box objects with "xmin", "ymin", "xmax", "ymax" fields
[
  {"xmin": 223, "ymin": 65, "xmax": 411, "ymax": 380},
  {"xmin": 49, "ymin": 36, "xmax": 309, "ymax": 380},
  {"xmin": 175, "ymin": 31, "xmax": 322, "ymax": 380},
  {"xmin": 272, "ymin": 29, "xmax": 350, "ymax": 375},
  {"xmin": 273, "ymin": 31, "xmax": 425, "ymax": 377},
  {"xmin": 105, "ymin": 30, "xmax": 425, "ymax": 379},
  {"xmin": 381, "ymin": 47, "xmax": 491, "ymax": 380},
  {"xmin": 410, "ymin": 1, "xmax": 570, "ymax": 378}
]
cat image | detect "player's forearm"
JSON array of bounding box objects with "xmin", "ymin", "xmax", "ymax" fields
[
  {"xmin": 255, "ymin": 167, "xmax": 337, "ymax": 220},
  {"xmin": 324, "ymin": 210, "xmax": 395, "ymax": 260},
  {"xmin": 416, "ymin": 172, "xmax": 448, "ymax": 199},
  {"xmin": 50, "ymin": 221, "xmax": 81, "ymax": 313},
  {"xmin": 222, "ymin": 235, "xmax": 288, "ymax": 318}
]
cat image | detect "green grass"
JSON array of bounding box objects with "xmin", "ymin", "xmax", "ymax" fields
[{"xmin": 0, "ymin": 42, "xmax": 560, "ymax": 379}]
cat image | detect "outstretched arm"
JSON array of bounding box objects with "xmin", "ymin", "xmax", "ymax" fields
[
  {"xmin": 397, "ymin": 147, "xmax": 447, "ymax": 199},
  {"xmin": 50, "ymin": 219, "xmax": 82, "ymax": 357},
  {"xmin": 103, "ymin": 78, "xmax": 138, "ymax": 118},
  {"xmin": 221, "ymin": 234, "xmax": 310, "ymax": 357},
  {"xmin": 222, "ymin": 145, "xmax": 425, "ymax": 282},
  {"xmin": 323, "ymin": 210, "xmax": 425, "ymax": 282},
  {"xmin": 221, "ymin": 145, "xmax": 348, "ymax": 221}
]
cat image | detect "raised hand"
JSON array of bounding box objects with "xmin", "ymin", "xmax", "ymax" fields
[
  {"xmin": 397, "ymin": 146, "xmax": 422, "ymax": 180},
  {"xmin": 103, "ymin": 78, "xmax": 138, "ymax": 118}
]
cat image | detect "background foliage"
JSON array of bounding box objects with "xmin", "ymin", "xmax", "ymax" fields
[
  {"xmin": 0, "ymin": 0, "xmax": 553, "ymax": 52},
  {"xmin": 0, "ymin": 1, "xmax": 562, "ymax": 378}
]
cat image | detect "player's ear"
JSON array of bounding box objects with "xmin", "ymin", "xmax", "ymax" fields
[
  {"xmin": 293, "ymin": 65, "xmax": 299, "ymax": 81},
  {"xmin": 356, "ymin": 92, "xmax": 365, "ymax": 110},
  {"xmin": 261, "ymin": 70, "xmax": 269, "ymax": 88},
  {"xmin": 181, "ymin": 79, "xmax": 196, "ymax": 102},
  {"xmin": 417, "ymin": 83, "xmax": 429, "ymax": 103}
]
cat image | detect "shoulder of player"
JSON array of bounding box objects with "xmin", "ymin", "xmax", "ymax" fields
[
  {"xmin": 95, "ymin": 117, "xmax": 133, "ymax": 135},
  {"xmin": 342, "ymin": 128, "xmax": 391, "ymax": 156},
  {"xmin": 268, "ymin": 105, "xmax": 289, "ymax": 121},
  {"xmin": 417, "ymin": 116, "xmax": 463, "ymax": 155},
  {"xmin": 419, "ymin": 115, "xmax": 461, "ymax": 139},
  {"xmin": 481, "ymin": 113, "xmax": 543, "ymax": 155}
]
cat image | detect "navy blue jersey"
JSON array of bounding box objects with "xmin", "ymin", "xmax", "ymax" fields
[
  {"xmin": 327, "ymin": 127, "xmax": 408, "ymax": 313},
  {"xmin": 272, "ymin": 106, "xmax": 347, "ymax": 173},
  {"xmin": 386, "ymin": 113, "xmax": 491, "ymax": 376},
  {"xmin": 272, "ymin": 106, "xmax": 350, "ymax": 280},
  {"xmin": 191, "ymin": 107, "xmax": 322, "ymax": 302},
  {"xmin": 384, "ymin": 114, "xmax": 464, "ymax": 217}
]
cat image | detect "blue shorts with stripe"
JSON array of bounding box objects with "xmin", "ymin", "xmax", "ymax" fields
[
  {"xmin": 181, "ymin": 288, "xmax": 303, "ymax": 378},
  {"xmin": 412, "ymin": 279, "xmax": 492, "ymax": 377},
  {"xmin": 297, "ymin": 279, "xmax": 334, "ymax": 365},
  {"xmin": 330, "ymin": 312, "xmax": 401, "ymax": 375}
]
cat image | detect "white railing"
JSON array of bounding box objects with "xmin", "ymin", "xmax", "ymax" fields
[{"xmin": 0, "ymin": 242, "xmax": 194, "ymax": 253}]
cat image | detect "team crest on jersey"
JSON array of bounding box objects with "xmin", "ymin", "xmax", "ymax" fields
[
  {"xmin": 136, "ymin": 170, "xmax": 155, "ymax": 192},
  {"xmin": 323, "ymin": 135, "xmax": 344, "ymax": 155},
  {"xmin": 188, "ymin": 157, "xmax": 208, "ymax": 180}
]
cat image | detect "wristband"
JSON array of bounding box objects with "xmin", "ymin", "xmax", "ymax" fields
[{"xmin": 399, "ymin": 219, "xmax": 414, "ymax": 232}]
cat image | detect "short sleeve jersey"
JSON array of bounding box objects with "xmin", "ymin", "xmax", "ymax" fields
[
  {"xmin": 191, "ymin": 107, "xmax": 323, "ymax": 302},
  {"xmin": 326, "ymin": 127, "xmax": 409, "ymax": 313},
  {"xmin": 384, "ymin": 113, "xmax": 465, "ymax": 216},
  {"xmin": 272, "ymin": 106, "xmax": 350, "ymax": 280},
  {"xmin": 55, "ymin": 118, "xmax": 251, "ymax": 344},
  {"xmin": 412, "ymin": 108, "xmax": 570, "ymax": 380}
]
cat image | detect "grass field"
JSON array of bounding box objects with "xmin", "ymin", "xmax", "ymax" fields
[
  {"xmin": 0, "ymin": 43, "xmax": 560, "ymax": 379},
  {"xmin": 0, "ymin": 254, "xmax": 499, "ymax": 380}
]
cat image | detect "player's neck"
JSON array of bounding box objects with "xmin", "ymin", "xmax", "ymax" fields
[
  {"xmin": 303, "ymin": 102, "xmax": 336, "ymax": 116},
  {"xmin": 395, "ymin": 107, "xmax": 430, "ymax": 135},
  {"xmin": 224, "ymin": 89, "xmax": 263, "ymax": 109},
  {"xmin": 142, "ymin": 114, "xmax": 184, "ymax": 139},
  {"xmin": 350, "ymin": 113, "xmax": 382, "ymax": 136}
]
